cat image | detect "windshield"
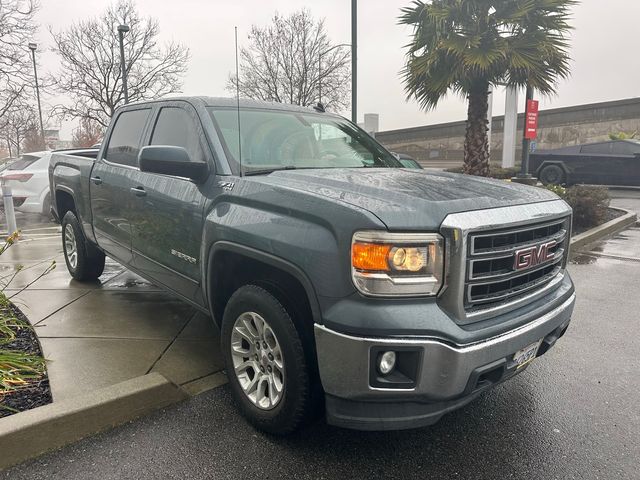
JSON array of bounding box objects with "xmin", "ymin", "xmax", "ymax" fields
[
  {"xmin": 399, "ymin": 158, "xmax": 422, "ymax": 169},
  {"xmin": 208, "ymin": 107, "xmax": 400, "ymax": 174},
  {"xmin": 7, "ymin": 154, "xmax": 41, "ymax": 171}
]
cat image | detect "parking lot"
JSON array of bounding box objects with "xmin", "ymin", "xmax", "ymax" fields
[{"xmin": 0, "ymin": 194, "xmax": 637, "ymax": 479}]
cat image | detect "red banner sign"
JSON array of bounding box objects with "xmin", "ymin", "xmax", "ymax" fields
[{"xmin": 525, "ymin": 99, "xmax": 539, "ymax": 140}]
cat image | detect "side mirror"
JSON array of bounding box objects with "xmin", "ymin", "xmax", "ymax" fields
[{"xmin": 138, "ymin": 146, "xmax": 208, "ymax": 182}]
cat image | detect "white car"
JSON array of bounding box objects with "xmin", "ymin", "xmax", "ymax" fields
[{"xmin": 0, "ymin": 151, "xmax": 52, "ymax": 216}]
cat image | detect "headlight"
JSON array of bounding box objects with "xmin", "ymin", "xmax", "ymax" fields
[{"xmin": 351, "ymin": 231, "xmax": 444, "ymax": 297}]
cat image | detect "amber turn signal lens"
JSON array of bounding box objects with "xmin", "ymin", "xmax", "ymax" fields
[{"xmin": 352, "ymin": 242, "xmax": 391, "ymax": 271}]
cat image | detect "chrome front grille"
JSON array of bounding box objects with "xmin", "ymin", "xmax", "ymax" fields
[
  {"xmin": 438, "ymin": 201, "xmax": 573, "ymax": 325},
  {"xmin": 465, "ymin": 219, "xmax": 569, "ymax": 311}
]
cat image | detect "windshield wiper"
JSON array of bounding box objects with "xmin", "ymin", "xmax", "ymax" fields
[{"xmin": 243, "ymin": 165, "xmax": 298, "ymax": 176}]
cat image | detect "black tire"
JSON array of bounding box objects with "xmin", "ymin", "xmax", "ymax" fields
[
  {"xmin": 221, "ymin": 284, "xmax": 318, "ymax": 435},
  {"xmin": 539, "ymin": 164, "xmax": 565, "ymax": 185},
  {"xmin": 61, "ymin": 211, "xmax": 105, "ymax": 281}
]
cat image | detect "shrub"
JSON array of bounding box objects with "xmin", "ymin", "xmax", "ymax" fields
[
  {"xmin": 445, "ymin": 165, "xmax": 521, "ymax": 179},
  {"xmin": 489, "ymin": 166, "xmax": 520, "ymax": 179},
  {"xmin": 0, "ymin": 232, "xmax": 53, "ymax": 415},
  {"xmin": 545, "ymin": 184, "xmax": 566, "ymax": 197},
  {"xmin": 546, "ymin": 184, "xmax": 610, "ymax": 230}
]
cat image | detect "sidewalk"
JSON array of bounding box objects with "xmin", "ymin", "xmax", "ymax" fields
[{"xmin": 1, "ymin": 223, "xmax": 222, "ymax": 402}]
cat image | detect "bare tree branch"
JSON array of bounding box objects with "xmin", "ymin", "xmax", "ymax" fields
[
  {"xmin": 0, "ymin": 100, "xmax": 40, "ymax": 156},
  {"xmin": 71, "ymin": 117, "xmax": 104, "ymax": 147},
  {"xmin": 49, "ymin": 0, "xmax": 190, "ymax": 127},
  {"xmin": 0, "ymin": 1, "xmax": 39, "ymax": 119},
  {"xmin": 228, "ymin": 9, "xmax": 350, "ymax": 111}
]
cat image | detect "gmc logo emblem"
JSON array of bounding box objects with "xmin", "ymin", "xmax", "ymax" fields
[{"xmin": 514, "ymin": 240, "xmax": 557, "ymax": 271}]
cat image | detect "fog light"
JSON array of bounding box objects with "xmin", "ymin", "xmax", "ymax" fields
[{"xmin": 378, "ymin": 351, "xmax": 396, "ymax": 375}]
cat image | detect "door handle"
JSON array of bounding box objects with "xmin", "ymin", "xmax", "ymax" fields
[
  {"xmin": 90, "ymin": 176, "xmax": 103, "ymax": 185},
  {"xmin": 130, "ymin": 186, "xmax": 147, "ymax": 197}
]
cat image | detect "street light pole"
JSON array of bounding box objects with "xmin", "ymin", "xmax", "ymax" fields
[
  {"xmin": 351, "ymin": 0, "xmax": 357, "ymax": 124},
  {"xmin": 28, "ymin": 43, "xmax": 44, "ymax": 143},
  {"xmin": 117, "ymin": 25, "xmax": 130, "ymax": 104}
]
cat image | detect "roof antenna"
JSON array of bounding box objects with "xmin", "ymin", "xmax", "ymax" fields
[{"xmin": 235, "ymin": 26, "xmax": 243, "ymax": 176}]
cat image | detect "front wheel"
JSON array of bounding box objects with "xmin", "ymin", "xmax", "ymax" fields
[
  {"xmin": 221, "ymin": 285, "xmax": 318, "ymax": 434},
  {"xmin": 61, "ymin": 211, "xmax": 105, "ymax": 281},
  {"xmin": 539, "ymin": 164, "xmax": 565, "ymax": 185}
]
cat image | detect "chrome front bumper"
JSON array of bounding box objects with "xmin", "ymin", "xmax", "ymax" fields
[{"xmin": 315, "ymin": 292, "xmax": 575, "ymax": 404}]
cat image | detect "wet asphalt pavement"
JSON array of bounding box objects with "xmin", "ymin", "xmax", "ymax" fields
[{"xmin": 3, "ymin": 194, "xmax": 640, "ymax": 479}]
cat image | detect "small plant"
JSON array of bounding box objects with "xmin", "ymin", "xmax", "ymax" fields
[
  {"xmin": 545, "ymin": 184, "xmax": 567, "ymax": 197},
  {"xmin": 0, "ymin": 231, "xmax": 54, "ymax": 415},
  {"xmin": 546, "ymin": 184, "xmax": 610, "ymax": 230},
  {"xmin": 445, "ymin": 165, "xmax": 521, "ymax": 179},
  {"xmin": 563, "ymin": 185, "xmax": 610, "ymax": 230},
  {"xmin": 609, "ymin": 131, "xmax": 637, "ymax": 141},
  {"xmin": 489, "ymin": 166, "xmax": 521, "ymax": 180}
]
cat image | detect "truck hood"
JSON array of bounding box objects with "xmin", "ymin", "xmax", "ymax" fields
[{"xmin": 252, "ymin": 168, "xmax": 559, "ymax": 230}]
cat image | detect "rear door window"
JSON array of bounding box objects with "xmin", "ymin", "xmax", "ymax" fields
[
  {"xmin": 611, "ymin": 141, "xmax": 640, "ymax": 155},
  {"xmin": 149, "ymin": 107, "xmax": 205, "ymax": 163},
  {"xmin": 105, "ymin": 109, "xmax": 151, "ymax": 167},
  {"xmin": 581, "ymin": 143, "xmax": 612, "ymax": 155}
]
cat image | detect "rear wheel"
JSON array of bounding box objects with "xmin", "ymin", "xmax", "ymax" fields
[
  {"xmin": 221, "ymin": 284, "xmax": 318, "ymax": 434},
  {"xmin": 539, "ymin": 164, "xmax": 565, "ymax": 185},
  {"xmin": 61, "ymin": 211, "xmax": 105, "ymax": 281}
]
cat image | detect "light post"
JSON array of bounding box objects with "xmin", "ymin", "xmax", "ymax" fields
[
  {"xmin": 318, "ymin": 43, "xmax": 350, "ymax": 106},
  {"xmin": 117, "ymin": 24, "xmax": 130, "ymax": 104},
  {"xmin": 351, "ymin": 0, "xmax": 357, "ymax": 124},
  {"xmin": 28, "ymin": 43, "xmax": 44, "ymax": 143}
]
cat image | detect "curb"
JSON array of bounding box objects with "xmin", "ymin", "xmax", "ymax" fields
[
  {"xmin": 0, "ymin": 372, "xmax": 188, "ymax": 471},
  {"xmin": 570, "ymin": 207, "xmax": 637, "ymax": 252}
]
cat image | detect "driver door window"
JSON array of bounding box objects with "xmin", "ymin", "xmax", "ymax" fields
[{"xmin": 150, "ymin": 107, "xmax": 205, "ymax": 163}]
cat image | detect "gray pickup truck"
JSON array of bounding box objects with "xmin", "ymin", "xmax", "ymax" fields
[{"xmin": 49, "ymin": 97, "xmax": 576, "ymax": 434}]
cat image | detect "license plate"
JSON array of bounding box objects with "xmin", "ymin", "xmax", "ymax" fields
[{"xmin": 513, "ymin": 340, "xmax": 542, "ymax": 369}]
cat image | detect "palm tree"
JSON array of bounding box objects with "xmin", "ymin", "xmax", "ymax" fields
[{"xmin": 400, "ymin": 0, "xmax": 576, "ymax": 176}]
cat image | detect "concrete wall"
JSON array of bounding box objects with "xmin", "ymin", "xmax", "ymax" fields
[{"xmin": 376, "ymin": 97, "xmax": 640, "ymax": 167}]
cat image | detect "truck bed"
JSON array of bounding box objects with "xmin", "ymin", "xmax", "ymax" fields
[{"xmin": 49, "ymin": 149, "xmax": 99, "ymax": 239}]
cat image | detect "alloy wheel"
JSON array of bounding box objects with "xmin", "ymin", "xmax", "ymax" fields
[
  {"xmin": 64, "ymin": 223, "xmax": 78, "ymax": 269},
  {"xmin": 230, "ymin": 311, "xmax": 285, "ymax": 410}
]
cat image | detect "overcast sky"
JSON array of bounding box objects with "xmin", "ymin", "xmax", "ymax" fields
[{"xmin": 34, "ymin": 0, "xmax": 640, "ymax": 138}]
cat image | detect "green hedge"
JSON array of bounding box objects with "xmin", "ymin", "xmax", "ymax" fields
[
  {"xmin": 546, "ymin": 185, "xmax": 610, "ymax": 230},
  {"xmin": 442, "ymin": 168, "xmax": 611, "ymax": 231},
  {"xmin": 445, "ymin": 166, "xmax": 520, "ymax": 179}
]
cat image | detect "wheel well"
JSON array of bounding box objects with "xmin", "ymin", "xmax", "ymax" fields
[
  {"xmin": 55, "ymin": 190, "xmax": 76, "ymax": 219},
  {"xmin": 209, "ymin": 250, "xmax": 316, "ymax": 348}
]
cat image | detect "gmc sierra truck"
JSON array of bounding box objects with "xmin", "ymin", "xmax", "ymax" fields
[{"xmin": 49, "ymin": 97, "xmax": 576, "ymax": 434}]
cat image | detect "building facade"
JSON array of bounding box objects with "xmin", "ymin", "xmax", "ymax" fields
[{"xmin": 376, "ymin": 97, "xmax": 640, "ymax": 168}]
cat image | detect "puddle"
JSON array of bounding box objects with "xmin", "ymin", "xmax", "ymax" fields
[
  {"xmin": 570, "ymin": 253, "xmax": 598, "ymax": 265},
  {"xmin": 108, "ymin": 279, "xmax": 153, "ymax": 288}
]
